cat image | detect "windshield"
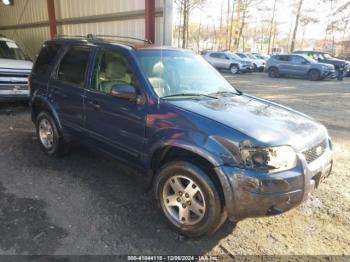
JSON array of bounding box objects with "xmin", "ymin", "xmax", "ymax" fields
[
  {"xmin": 245, "ymin": 53, "xmax": 256, "ymax": 59},
  {"xmin": 236, "ymin": 53, "xmax": 247, "ymax": 59},
  {"xmin": 302, "ymin": 55, "xmax": 318, "ymax": 63},
  {"xmin": 227, "ymin": 53, "xmax": 240, "ymax": 60},
  {"xmin": 323, "ymin": 53, "xmax": 333, "ymax": 59},
  {"xmin": 0, "ymin": 41, "xmax": 27, "ymax": 60},
  {"xmin": 136, "ymin": 50, "xmax": 239, "ymax": 98}
]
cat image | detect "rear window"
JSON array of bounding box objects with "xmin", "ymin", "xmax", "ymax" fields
[
  {"xmin": 33, "ymin": 44, "xmax": 62, "ymax": 75},
  {"xmin": 57, "ymin": 47, "xmax": 91, "ymax": 87}
]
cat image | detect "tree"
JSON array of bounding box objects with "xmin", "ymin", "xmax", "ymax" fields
[
  {"xmin": 290, "ymin": 0, "xmax": 304, "ymax": 52},
  {"xmin": 299, "ymin": 15, "xmax": 319, "ymax": 49},
  {"xmin": 175, "ymin": 0, "xmax": 205, "ymax": 48},
  {"xmin": 267, "ymin": 0, "xmax": 277, "ymax": 54}
]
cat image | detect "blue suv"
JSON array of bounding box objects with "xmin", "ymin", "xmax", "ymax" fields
[{"xmin": 29, "ymin": 36, "xmax": 333, "ymax": 238}]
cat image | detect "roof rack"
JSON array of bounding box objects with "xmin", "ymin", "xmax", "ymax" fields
[{"xmin": 56, "ymin": 34, "xmax": 152, "ymax": 44}]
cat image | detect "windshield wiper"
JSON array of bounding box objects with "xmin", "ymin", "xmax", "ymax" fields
[
  {"xmin": 162, "ymin": 93, "xmax": 218, "ymax": 99},
  {"xmin": 209, "ymin": 90, "xmax": 242, "ymax": 96}
]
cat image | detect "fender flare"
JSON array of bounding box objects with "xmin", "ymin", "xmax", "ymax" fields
[{"xmin": 31, "ymin": 92, "xmax": 63, "ymax": 133}]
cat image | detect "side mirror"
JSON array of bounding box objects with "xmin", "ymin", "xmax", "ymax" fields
[
  {"xmin": 301, "ymin": 60, "xmax": 309, "ymax": 65},
  {"xmin": 111, "ymin": 84, "xmax": 137, "ymax": 101},
  {"xmin": 225, "ymin": 56, "xmax": 230, "ymax": 60}
]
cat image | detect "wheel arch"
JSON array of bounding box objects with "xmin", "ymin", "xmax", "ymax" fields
[
  {"xmin": 307, "ymin": 68, "xmax": 320, "ymax": 74},
  {"xmin": 31, "ymin": 95, "xmax": 63, "ymax": 135},
  {"xmin": 229, "ymin": 63, "xmax": 239, "ymax": 68},
  {"xmin": 149, "ymin": 145, "xmax": 226, "ymax": 207}
]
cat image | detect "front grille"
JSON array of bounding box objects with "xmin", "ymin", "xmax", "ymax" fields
[
  {"xmin": 302, "ymin": 139, "xmax": 327, "ymax": 164},
  {"xmin": 0, "ymin": 73, "xmax": 29, "ymax": 78},
  {"xmin": 0, "ymin": 71, "xmax": 30, "ymax": 86},
  {"xmin": 0, "ymin": 80, "xmax": 28, "ymax": 84}
]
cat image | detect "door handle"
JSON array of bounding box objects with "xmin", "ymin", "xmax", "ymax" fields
[{"xmin": 88, "ymin": 100, "xmax": 101, "ymax": 110}]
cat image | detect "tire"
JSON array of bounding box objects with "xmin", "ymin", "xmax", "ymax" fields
[
  {"xmin": 229, "ymin": 64, "xmax": 239, "ymax": 74},
  {"xmin": 36, "ymin": 112, "xmax": 70, "ymax": 156},
  {"xmin": 253, "ymin": 63, "xmax": 258, "ymax": 71},
  {"xmin": 154, "ymin": 161, "xmax": 223, "ymax": 238},
  {"xmin": 308, "ymin": 69, "xmax": 320, "ymax": 81},
  {"xmin": 268, "ymin": 67, "xmax": 279, "ymax": 78}
]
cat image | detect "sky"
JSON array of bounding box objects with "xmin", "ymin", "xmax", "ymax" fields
[{"xmin": 176, "ymin": 0, "xmax": 349, "ymax": 40}]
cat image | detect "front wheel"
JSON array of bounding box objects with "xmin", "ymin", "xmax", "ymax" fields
[
  {"xmin": 308, "ymin": 69, "xmax": 320, "ymax": 81},
  {"xmin": 230, "ymin": 64, "xmax": 239, "ymax": 74},
  {"xmin": 155, "ymin": 161, "xmax": 224, "ymax": 238}
]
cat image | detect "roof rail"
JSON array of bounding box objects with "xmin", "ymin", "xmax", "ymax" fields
[
  {"xmin": 56, "ymin": 34, "xmax": 152, "ymax": 44},
  {"xmin": 94, "ymin": 35, "xmax": 152, "ymax": 44}
]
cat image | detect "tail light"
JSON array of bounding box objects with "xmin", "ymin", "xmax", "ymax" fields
[{"xmin": 28, "ymin": 74, "xmax": 32, "ymax": 95}]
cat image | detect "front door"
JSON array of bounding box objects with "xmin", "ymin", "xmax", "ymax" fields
[
  {"xmin": 291, "ymin": 55, "xmax": 309, "ymax": 76},
  {"xmin": 49, "ymin": 45, "xmax": 92, "ymax": 132},
  {"xmin": 84, "ymin": 48, "xmax": 146, "ymax": 163}
]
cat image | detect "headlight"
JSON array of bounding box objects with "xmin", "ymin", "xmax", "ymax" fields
[{"xmin": 240, "ymin": 146, "xmax": 297, "ymax": 173}]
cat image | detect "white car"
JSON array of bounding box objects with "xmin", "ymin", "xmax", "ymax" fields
[
  {"xmin": 236, "ymin": 53, "xmax": 266, "ymax": 72},
  {"xmin": 203, "ymin": 51, "xmax": 253, "ymax": 74},
  {"xmin": 0, "ymin": 36, "xmax": 33, "ymax": 101}
]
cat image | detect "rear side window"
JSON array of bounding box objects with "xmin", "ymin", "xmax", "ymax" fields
[
  {"xmin": 276, "ymin": 55, "xmax": 291, "ymax": 62},
  {"xmin": 33, "ymin": 44, "xmax": 61, "ymax": 75},
  {"xmin": 209, "ymin": 53, "xmax": 220, "ymax": 58},
  {"xmin": 57, "ymin": 47, "xmax": 91, "ymax": 87}
]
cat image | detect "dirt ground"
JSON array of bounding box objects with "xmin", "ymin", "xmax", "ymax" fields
[{"xmin": 0, "ymin": 73, "xmax": 349, "ymax": 258}]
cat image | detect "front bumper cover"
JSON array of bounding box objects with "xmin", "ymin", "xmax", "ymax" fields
[{"xmin": 215, "ymin": 142, "xmax": 333, "ymax": 221}]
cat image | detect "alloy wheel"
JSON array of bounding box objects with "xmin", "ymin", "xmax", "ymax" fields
[
  {"xmin": 39, "ymin": 118, "xmax": 54, "ymax": 149},
  {"xmin": 162, "ymin": 175, "xmax": 206, "ymax": 226}
]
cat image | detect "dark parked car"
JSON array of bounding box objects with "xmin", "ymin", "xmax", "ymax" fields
[
  {"xmin": 293, "ymin": 50, "xmax": 350, "ymax": 76},
  {"xmin": 266, "ymin": 54, "xmax": 335, "ymax": 80},
  {"xmin": 30, "ymin": 36, "xmax": 333, "ymax": 238}
]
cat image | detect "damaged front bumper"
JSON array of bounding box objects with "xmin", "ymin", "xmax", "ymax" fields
[{"xmin": 215, "ymin": 141, "xmax": 333, "ymax": 222}]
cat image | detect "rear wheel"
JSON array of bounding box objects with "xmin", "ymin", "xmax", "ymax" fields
[
  {"xmin": 155, "ymin": 161, "xmax": 224, "ymax": 238},
  {"xmin": 308, "ymin": 69, "xmax": 320, "ymax": 81},
  {"xmin": 268, "ymin": 67, "xmax": 279, "ymax": 78},
  {"xmin": 36, "ymin": 112, "xmax": 70, "ymax": 156},
  {"xmin": 229, "ymin": 64, "xmax": 239, "ymax": 74}
]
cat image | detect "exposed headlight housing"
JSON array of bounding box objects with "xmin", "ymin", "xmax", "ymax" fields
[{"xmin": 240, "ymin": 146, "xmax": 297, "ymax": 173}]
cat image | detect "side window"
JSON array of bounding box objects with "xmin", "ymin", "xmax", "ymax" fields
[
  {"xmin": 278, "ymin": 55, "xmax": 291, "ymax": 62},
  {"xmin": 210, "ymin": 53, "xmax": 219, "ymax": 58},
  {"xmin": 33, "ymin": 44, "xmax": 61, "ymax": 75},
  {"xmin": 57, "ymin": 47, "xmax": 90, "ymax": 87},
  {"xmin": 218, "ymin": 53, "xmax": 227, "ymax": 59},
  {"xmin": 92, "ymin": 50, "xmax": 136, "ymax": 95},
  {"xmin": 292, "ymin": 56, "xmax": 306, "ymax": 64}
]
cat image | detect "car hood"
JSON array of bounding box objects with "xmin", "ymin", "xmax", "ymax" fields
[
  {"xmin": 317, "ymin": 62, "xmax": 335, "ymax": 69},
  {"xmin": 168, "ymin": 94, "xmax": 327, "ymax": 151},
  {"xmin": 322, "ymin": 57, "xmax": 347, "ymax": 65},
  {"xmin": 0, "ymin": 58, "xmax": 33, "ymax": 70}
]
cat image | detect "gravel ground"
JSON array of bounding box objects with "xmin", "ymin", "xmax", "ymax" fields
[{"xmin": 0, "ymin": 73, "xmax": 349, "ymax": 257}]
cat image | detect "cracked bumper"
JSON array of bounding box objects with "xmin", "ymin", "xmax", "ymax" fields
[{"xmin": 215, "ymin": 141, "xmax": 333, "ymax": 221}]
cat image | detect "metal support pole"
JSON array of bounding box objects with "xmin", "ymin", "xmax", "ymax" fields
[
  {"xmin": 145, "ymin": 0, "xmax": 155, "ymax": 44},
  {"xmin": 47, "ymin": 0, "xmax": 57, "ymax": 39}
]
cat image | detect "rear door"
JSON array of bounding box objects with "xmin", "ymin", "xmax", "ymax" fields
[
  {"xmin": 207, "ymin": 53, "xmax": 224, "ymax": 68},
  {"xmin": 49, "ymin": 45, "xmax": 92, "ymax": 132},
  {"xmin": 277, "ymin": 55, "xmax": 293, "ymax": 75}
]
